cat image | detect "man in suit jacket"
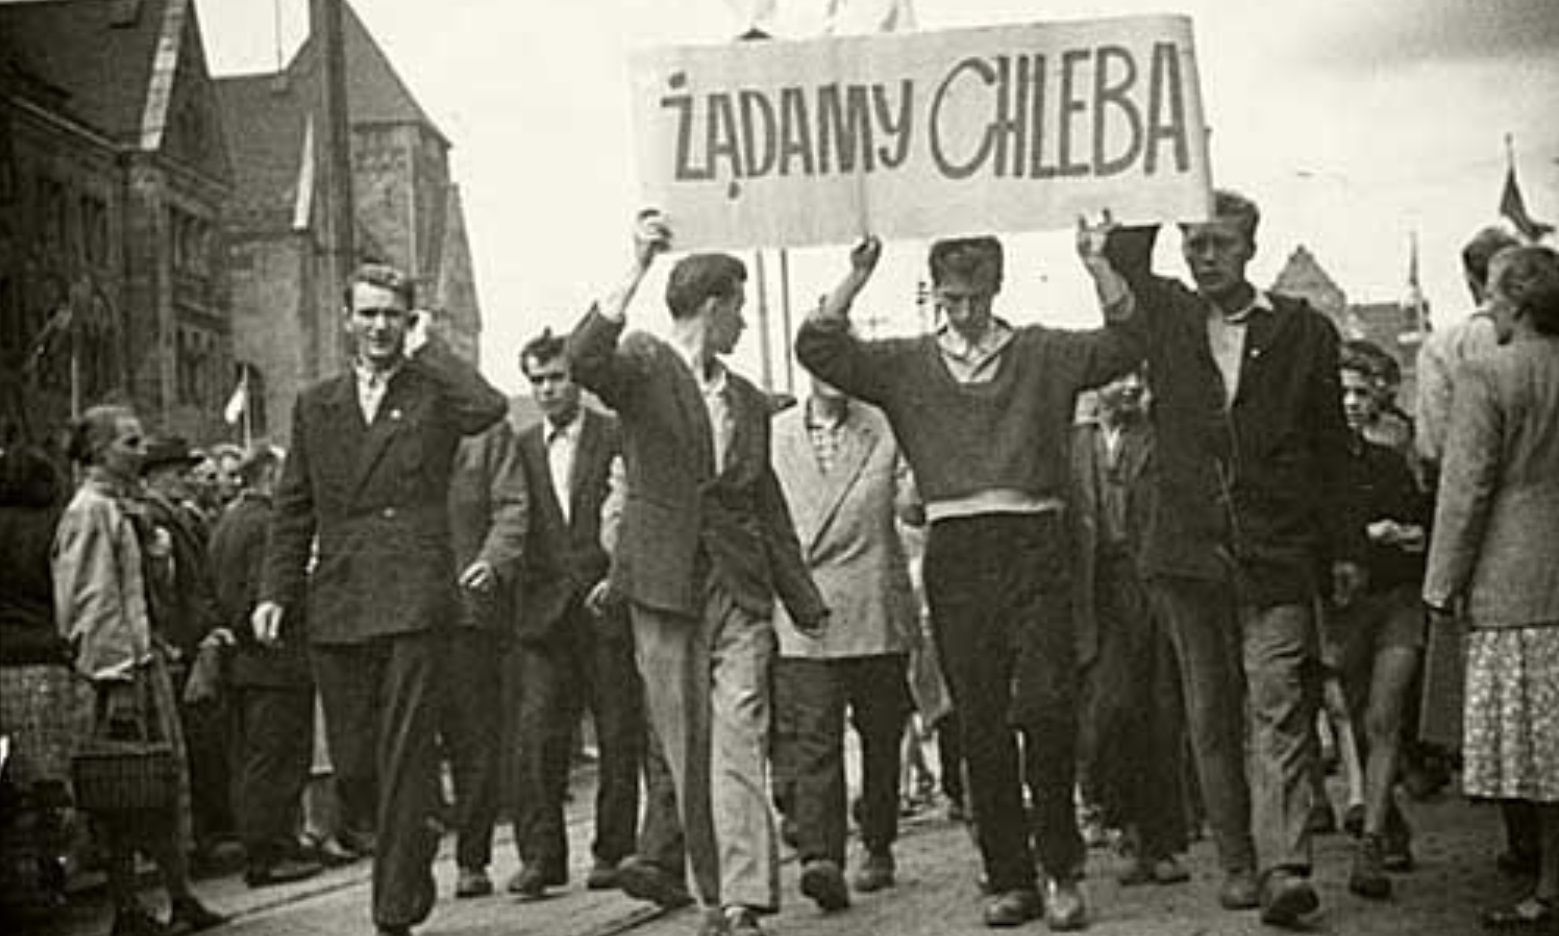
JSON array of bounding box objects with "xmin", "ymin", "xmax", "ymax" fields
[
  {"xmin": 442, "ymin": 413, "xmax": 527, "ymax": 899},
  {"xmin": 209, "ymin": 445, "xmax": 321, "ymax": 888},
  {"xmin": 769, "ymin": 378, "xmax": 920, "ymax": 910},
  {"xmin": 1068, "ymin": 372, "xmax": 1190, "ymax": 888},
  {"xmin": 506, "ymin": 330, "xmax": 643, "ymax": 899},
  {"xmin": 1100, "ymin": 191, "xmax": 1367, "ymax": 928},
  {"xmin": 254, "ymin": 263, "xmax": 508, "ymax": 936},
  {"xmin": 568, "ymin": 214, "xmax": 827, "ymax": 936}
]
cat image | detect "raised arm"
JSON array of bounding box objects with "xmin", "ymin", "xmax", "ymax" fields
[
  {"xmin": 795, "ymin": 237, "xmax": 899, "ymax": 405},
  {"xmin": 568, "ymin": 212, "xmax": 672, "ymax": 409},
  {"xmin": 1059, "ymin": 212, "xmax": 1148, "ymax": 390}
]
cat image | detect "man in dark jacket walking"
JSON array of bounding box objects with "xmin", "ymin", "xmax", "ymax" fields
[
  {"xmin": 254, "ymin": 263, "xmax": 509, "ymax": 936},
  {"xmin": 1099, "ymin": 191, "xmax": 1366, "ymax": 928}
]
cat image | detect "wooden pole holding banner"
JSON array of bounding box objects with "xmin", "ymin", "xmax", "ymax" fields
[
  {"xmin": 753, "ymin": 250, "xmax": 774, "ymax": 391},
  {"xmin": 778, "ymin": 248, "xmax": 794, "ymax": 393}
]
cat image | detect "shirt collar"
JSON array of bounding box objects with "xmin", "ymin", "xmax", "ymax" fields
[
  {"xmin": 545, "ymin": 412, "xmax": 582, "ymax": 443},
  {"xmin": 1211, "ymin": 290, "xmax": 1273, "ymax": 325},
  {"xmin": 354, "ymin": 359, "xmax": 402, "ymax": 388},
  {"xmin": 672, "ymin": 340, "xmax": 728, "ymax": 393},
  {"xmin": 936, "ymin": 317, "xmax": 1015, "ymax": 361}
]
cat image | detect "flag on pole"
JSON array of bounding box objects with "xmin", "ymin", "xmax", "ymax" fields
[
  {"xmin": 824, "ymin": 0, "xmax": 916, "ymax": 34},
  {"xmin": 1500, "ymin": 136, "xmax": 1554, "ymax": 241},
  {"xmin": 24, "ymin": 305, "xmax": 73, "ymax": 377},
  {"xmin": 223, "ymin": 371, "xmax": 249, "ymax": 426}
]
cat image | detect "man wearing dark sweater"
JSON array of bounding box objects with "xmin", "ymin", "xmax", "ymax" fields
[
  {"xmin": 795, "ymin": 228, "xmax": 1141, "ymax": 931},
  {"xmin": 1096, "ymin": 191, "xmax": 1367, "ymax": 929}
]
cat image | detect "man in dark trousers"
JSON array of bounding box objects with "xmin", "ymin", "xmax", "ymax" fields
[
  {"xmin": 209, "ymin": 445, "xmax": 321, "ymax": 888},
  {"xmin": 443, "ymin": 403, "xmax": 527, "ymax": 899},
  {"xmin": 254, "ymin": 262, "xmax": 509, "ymax": 936},
  {"xmin": 1069, "ymin": 371, "xmax": 1190, "ymax": 888},
  {"xmin": 507, "ymin": 329, "xmax": 642, "ymax": 898},
  {"xmin": 796, "ymin": 227, "xmax": 1140, "ymax": 931},
  {"xmin": 1098, "ymin": 191, "xmax": 1366, "ymax": 928},
  {"xmin": 569, "ymin": 213, "xmax": 827, "ymax": 936}
]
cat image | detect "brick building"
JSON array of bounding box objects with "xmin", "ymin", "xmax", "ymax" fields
[
  {"xmin": 0, "ymin": 0, "xmax": 233, "ymax": 445},
  {"xmin": 1271, "ymin": 245, "xmax": 1428, "ymax": 407},
  {"xmin": 216, "ymin": 1, "xmax": 483, "ymax": 442}
]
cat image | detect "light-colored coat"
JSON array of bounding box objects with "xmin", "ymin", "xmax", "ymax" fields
[
  {"xmin": 52, "ymin": 476, "xmax": 153, "ymax": 680},
  {"xmin": 1424, "ymin": 336, "xmax": 1559, "ymax": 628},
  {"xmin": 770, "ymin": 400, "xmax": 918, "ymax": 658}
]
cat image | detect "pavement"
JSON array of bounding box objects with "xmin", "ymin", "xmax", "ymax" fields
[{"xmin": 5, "ymin": 768, "xmax": 1532, "ymax": 936}]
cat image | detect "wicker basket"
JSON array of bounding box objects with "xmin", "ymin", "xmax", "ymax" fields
[{"xmin": 70, "ymin": 739, "xmax": 178, "ymax": 814}]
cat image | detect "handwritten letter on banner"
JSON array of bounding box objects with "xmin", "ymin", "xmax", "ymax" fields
[{"xmin": 629, "ymin": 15, "xmax": 1213, "ymax": 251}]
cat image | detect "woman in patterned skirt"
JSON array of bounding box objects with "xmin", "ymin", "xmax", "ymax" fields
[
  {"xmin": 52, "ymin": 405, "xmax": 224, "ymax": 936},
  {"xmin": 1424, "ymin": 244, "xmax": 1559, "ymax": 935}
]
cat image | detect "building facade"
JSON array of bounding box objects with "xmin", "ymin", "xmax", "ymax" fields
[{"xmin": 0, "ymin": 0, "xmax": 233, "ymax": 445}]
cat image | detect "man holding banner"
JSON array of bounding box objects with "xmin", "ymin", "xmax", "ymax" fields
[{"xmin": 795, "ymin": 225, "xmax": 1141, "ymax": 930}]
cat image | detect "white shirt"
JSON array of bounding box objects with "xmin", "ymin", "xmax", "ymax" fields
[
  {"xmin": 672, "ymin": 342, "xmax": 734, "ymax": 474},
  {"xmin": 935, "ymin": 319, "xmax": 1015, "ymax": 384},
  {"xmin": 354, "ymin": 361, "xmax": 402, "ymax": 424},
  {"xmin": 1205, "ymin": 291, "xmax": 1272, "ymax": 408},
  {"xmin": 545, "ymin": 415, "xmax": 582, "ymax": 523}
]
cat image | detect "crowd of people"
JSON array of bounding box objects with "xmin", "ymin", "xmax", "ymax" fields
[{"xmin": 0, "ymin": 193, "xmax": 1556, "ymax": 936}]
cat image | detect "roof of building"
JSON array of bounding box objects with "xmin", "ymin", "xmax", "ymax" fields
[{"xmin": 1272, "ymin": 245, "xmax": 1348, "ymax": 317}]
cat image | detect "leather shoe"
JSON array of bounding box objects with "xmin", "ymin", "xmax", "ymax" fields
[
  {"xmin": 616, "ymin": 855, "xmax": 694, "ymax": 909},
  {"xmin": 585, "ymin": 860, "xmax": 621, "ymax": 891},
  {"xmin": 1258, "ymin": 869, "xmax": 1319, "ymax": 928},
  {"xmin": 1348, "ymin": 836, "xmax": 1391, "ymax": 901},
  {"xmin": 1043, "ymin": 877, "xmax": 1088, "ymax": 932},
  {"xmin": 851, "ymin": 849, "xmax": 896, "ymax": 893},
  {"xmin": 455, "ymin": 866, "xmax": 493, "ymax": 898},
  {"xmin": 168, "ymin": 896, "xmax": 227, "ymax": 934},
  {"xmin": 724, "ymin": 906, "xmax": 766, "ymax": 936},
  {"xmin": 983, "ymin": 889, "xmax": 1042, "ymax": 928},
  {"xmin": 799, "ymin": 859, "xmax": 850, "ymax": 911},
  {"xmin": 506, "ymin": 865, "xmax": 561, "ymax": 900},
  {"xmin": 245, "ymin": 856, "xmax": 323, "ymax": 888},
  {"xmin": 1218, "ymin": 869, "xmax": 1260, "ymax": 910}
]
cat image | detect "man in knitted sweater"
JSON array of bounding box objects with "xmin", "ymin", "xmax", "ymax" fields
[{"xmin": 795, "ymin": 226, "xmax": 1141, "ymax": 931}]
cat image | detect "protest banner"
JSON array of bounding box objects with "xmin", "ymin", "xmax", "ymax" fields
[{"xmin": 629, "ymin": 15, "xmax": 1213, "ymax": 250}]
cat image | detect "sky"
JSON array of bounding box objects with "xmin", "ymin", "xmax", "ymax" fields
[{"xmin": 66, "ymin": 0, "xmax": 1559, "ymax": 391}]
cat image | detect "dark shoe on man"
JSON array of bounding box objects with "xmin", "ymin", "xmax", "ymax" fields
[
  {"xmin": 616, "ymin": 855, "xmax": 694, "ymax": 909},
  {"xmin": 723, "ymin": 906, "xmax": 766, "ymax": 936},
  {"xmin": 1152, "ymin": 856, "xmax": 1191, "ymax": 885},
  {"xmin": 1304, "ymin": 802, "xmax": 1337, "ymax": 836},
  {"xmin": 586, "ymin": 859, "xmax": 622, "ymax": 891},
  {"xmin": 455, "ymin": 866, "xmax": 493, "ymax": 898},
  {"xmin": 245, "ymin": 856, "xmax": 323, "ymax": 889},
  {"xmin": 1348, "ymin": 835, "xmax": 1391, "ymax": 900},
  {"xmin": 851, "ymin": 849, "xmax": 896, "ymax": 893},
  {"xmin": 1381, "ymin": 811, "xmax": 1414, "ymax": 872},
  {"xmin": 112, "ymin": 903, "xmax": 169, "ymax": 936},
  {"xmin": 506, "ymin": 865, "xmax": 559, "ymax": 900},
  {"xmin": 1343, "ymin": 803, "xmax": 1365, "ymax": 839},
  {"xmin": 1043, "ymin": 877, "xmax": 1089, "ymax": 931},
  {"xmin": 1218, "ymin": 869, "xmax": 1260, "ymax": 910},
  {"xmin": 799, "ymin": 859, "xmax": 850, "ymax": 912},
  {"xmin": 168, "ymin": 896, "xmax": 227, "ymax": 934},
  {"xmin": 1258, "ymin": 869, "xmax": 1319, "ymax": 928},
  {"xmin": 983, "ymin": 889, "xmax": 1043, "ymax": 928}
]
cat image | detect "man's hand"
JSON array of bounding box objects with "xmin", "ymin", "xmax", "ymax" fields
[
  {"xmin": 1331, "ymin": 560, "xmax": 1368, "ymax": 608},
  {"xmin": 1076, "ymin": 209, "xmax": 1119, "ymax": 268},
  {"xmin": 458, "ymin": 561, "xmax": 497, "ymax": 593},
  {"xmin": 850, "ymin": 236, "xmax": 882, "ymax": 278},
  {"xmin": 793, "ymin": 609, "xmax": 830, "ymax": 638},
  {"xmin": 251, "ymin": 601, "xmax": 285, "ymax": 646},
  {"xmin": 584, "ymin": 579, "xmax": 616, "ymax": 618},
  {"xmin": 633, "ymin": 210, "xmax": 673, "ymax": 271},
  {"xmin": 406, "ymin": 308, "xmax": 432, "ymax": 355}
]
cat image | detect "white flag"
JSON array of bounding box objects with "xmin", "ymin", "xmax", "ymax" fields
[
  {"xmin": 223, "ymin": 375, "xmax": 248, "ymax": 426},
  {"xmin": 824, "ymin": 0, "xmax": 915, "ymax": 34}
]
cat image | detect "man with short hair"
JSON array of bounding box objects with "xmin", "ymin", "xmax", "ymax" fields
[
  {"xmin": 796, "ymin": 226, "xmax": 1141, "ymax": 931},
  {"xmin": 568, "ymin": 214, "xmax": 826, "ymax": 936},
  {"xmin": 210, "ymin": 445, "xmax": 321, "ymax": 888},
  {"xmin": 255, "ymin": 263, "xmax": 508, "ymax": 936},
  {"xmin": 768, "ymin": 376, "xmax": 921, "ymax": 910},
  {"xmin": 507, "ymin": 329, "xmax": 643, "ymax": 900},
  {"xmin": 1098, "ymin": 190, "xmax": 1366, "ymax": 928}
]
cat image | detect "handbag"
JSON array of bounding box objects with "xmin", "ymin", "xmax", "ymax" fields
[{"xmin": 70, "ymin": 680, "xmax": 179, "ymax": 814}]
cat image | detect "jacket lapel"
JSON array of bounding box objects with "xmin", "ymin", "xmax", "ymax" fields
[
  {"xmin": 350, "ymin": 370, "xmax": 411, "ymax": 502},
  {"xmin": 809, "ymin": 408, "xmax": 874, "ymax": 550},
  {"xmin": 1233, "ymin": 306, "xmax": 1281, "ymax": 407},
  {"xmin": 568, "ymin": 411, "xmax": 602, "ymax": 528},
  {"xmin": 668, "ymin": 349, "xmax": 716, "ymax": 480},
  {"xmin": 774, "ymin": 413, "xmax": 826, "ymax": 546}
]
